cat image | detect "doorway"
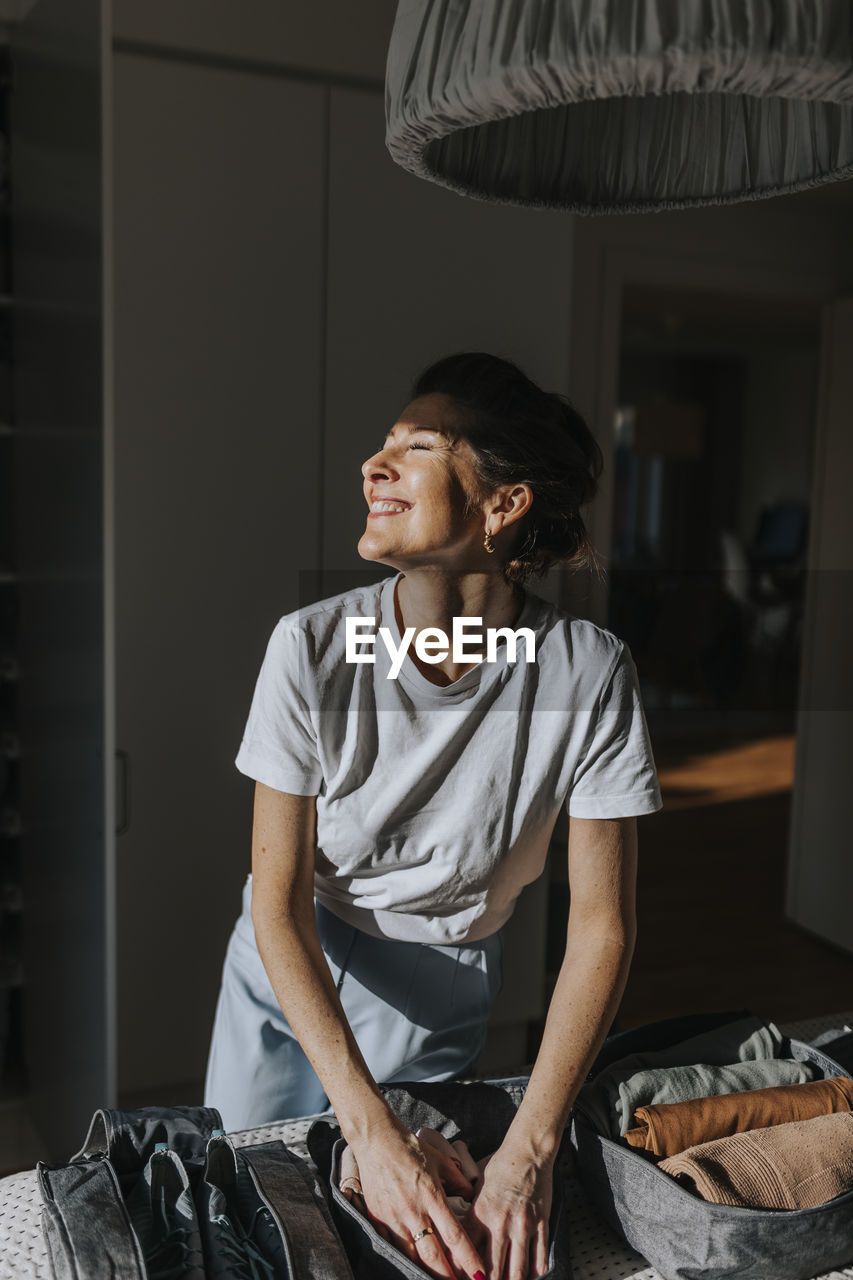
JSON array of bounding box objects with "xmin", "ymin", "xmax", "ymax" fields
[
  {"xmin": 612, "ymin": 284, "xmax": 817, "ymax": 724},
  {"xmin": 607, "ymin": 284, "xmax": 853, "ymax": 1025}
]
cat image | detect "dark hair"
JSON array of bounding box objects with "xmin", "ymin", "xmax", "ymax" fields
[{"xmin": 412, "ymin": 352, "xmax": 604, "ymax": 585}]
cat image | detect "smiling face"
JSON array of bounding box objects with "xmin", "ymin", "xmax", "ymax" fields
[{"xmin": 357, "ymin": 393, "xmax": 492, "ymax": 572}]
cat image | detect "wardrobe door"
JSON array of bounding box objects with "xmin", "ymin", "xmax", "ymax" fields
[
  {"xmin": 12, "ymin": 0, "xmax": 112, "ymax": 1156},
  {"xmin": 113, "ymin": 57, "xmax": 325, "ymax": 1096}
]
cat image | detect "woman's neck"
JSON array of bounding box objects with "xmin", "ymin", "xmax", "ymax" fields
[{"xmin": 393, "ymin": 570, "xmax": 526, "ymax": 686}]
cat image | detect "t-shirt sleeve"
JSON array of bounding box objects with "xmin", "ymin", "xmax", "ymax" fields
[
  {"xmin": 567, "ymin": 640, "xmax": 662, "ymax": 819},
  {"xmin": 234, "ymin": 619, "xmax": 324, "ymax": 795}
]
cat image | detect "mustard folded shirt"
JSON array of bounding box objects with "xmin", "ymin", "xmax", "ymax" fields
[{"xmin": 626, "ymin": 1075, "xmax": 853, "ymax": 1158}]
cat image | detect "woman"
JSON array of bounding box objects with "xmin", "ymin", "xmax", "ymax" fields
[{"xmin": 204, "ymin": 352, "xmax": 662, "ymax": 1280}]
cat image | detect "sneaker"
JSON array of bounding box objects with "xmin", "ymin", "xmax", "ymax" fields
[
  {"xmin": 126, "ymin": 1143, "xmax": 206, "ymax": 1279},
  {"xmin": 196, "ymin": 1131, "xmax": 288, "ymax": 1279}
]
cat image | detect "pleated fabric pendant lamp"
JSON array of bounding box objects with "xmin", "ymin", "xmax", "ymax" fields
[{"xmin": 385, "ymin": 1, "xmax": 853, "ymax": 213}]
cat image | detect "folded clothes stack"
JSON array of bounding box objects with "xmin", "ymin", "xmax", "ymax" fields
[{"xmin": 579, "ymin": 1019, "xmax": 853, "ymax": 1211}]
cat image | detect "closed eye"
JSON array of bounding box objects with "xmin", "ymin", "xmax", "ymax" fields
[{"xmin": 376, "ymin": 431, "xmax": 446, "ymax": 452}]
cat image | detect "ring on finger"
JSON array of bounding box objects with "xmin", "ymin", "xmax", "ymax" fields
[{"xmin": 412, "ymin": 1225, "xmax": 435, "ymax": 1244}]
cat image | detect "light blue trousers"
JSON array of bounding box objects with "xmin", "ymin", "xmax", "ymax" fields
[{"xmin": 203, "ymin": 875, "xmax": 504, "ymax": 1132}]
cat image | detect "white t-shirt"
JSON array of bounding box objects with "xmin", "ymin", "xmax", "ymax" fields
[{"xmin": 235, "ymin": 571, "xmax": 662, "ymax": 945}]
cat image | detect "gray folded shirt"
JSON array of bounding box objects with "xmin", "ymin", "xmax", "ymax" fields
[
  {"xmin": 615, "ymin": 1058, "xmax": 816, "ymax": 1137},
  {"xmin": 576, "ymin": 1017, "xmax": 805, "ymax": 1138}
]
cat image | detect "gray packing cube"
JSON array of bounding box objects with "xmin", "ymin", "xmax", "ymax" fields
[
  {"xmin": 198, "ymin": 1134, "xmax": 355, "ymax": 1280},
  {"xmin": 571, "ymin": 1029, "xmax": 853, "ymax": 1280},
  {"xmin": 72, "ymin": 1104, "xmax": 223, "ymax": 1175},
  {"xmin": 38, "ymin": 1160, "xmax": 148, "ymax": 1280},
  {"xmin": 239, "ymin": 1140, "xmax": 355, "ymax": 1280},
  {"xmin": 38, "ymin": 1106, "xmax": 223, "ymax": 1280},
  {"xmin": 328, "ymin": 1135, "xmax": 571, "ymax": 1280},
  {"xmin": 310, "ymin": 1077, "xmax": 572, "ymax": 1280}
]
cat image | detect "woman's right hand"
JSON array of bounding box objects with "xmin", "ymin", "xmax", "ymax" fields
[{"xmin": 348, "ymin": 1118, "xmax": 486, "ymax": 1280}]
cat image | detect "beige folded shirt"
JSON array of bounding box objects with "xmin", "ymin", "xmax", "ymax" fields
[{"xmin": 659, "ymin": 1110, "xmax": 853, "ymax": 1209}]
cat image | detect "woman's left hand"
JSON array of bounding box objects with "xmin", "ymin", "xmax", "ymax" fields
[{"xmin": 462, "ymin": 1141, "xmax": 553, "ymax": 1280}]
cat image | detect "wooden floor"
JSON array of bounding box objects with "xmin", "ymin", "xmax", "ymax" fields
[{"xmin": 614, "ymin": 715, "xmax": 853, "ymax": 1030}]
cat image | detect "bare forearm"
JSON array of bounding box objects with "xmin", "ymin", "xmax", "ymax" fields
[
  {"xmin": 461, "ymin": 918, "xmax": 634, "ymax": 1280},
  {"xmin": 252, "ymin": 908, "xmax": 401, "ymax": 1143},
  {"xmin": 504, "ymin": 921, "xmax": 635, "ymax": 1161},
  {"xmin": 248, "ymin": 785, "xmax": 487, "ymax": 1279}
]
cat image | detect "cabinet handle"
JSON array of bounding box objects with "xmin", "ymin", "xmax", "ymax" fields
[{"xmin": 116, "ymin": 749, "xmax": 130, "ymax": 836}]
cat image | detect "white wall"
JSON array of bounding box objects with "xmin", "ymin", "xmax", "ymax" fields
[
  {"xmin": 2, "ymin": 0, "xmax": 41, "ymax": 19},
  {"xmin": 113, "ymin": 0, "xmax": 397, "ymax": 83}
]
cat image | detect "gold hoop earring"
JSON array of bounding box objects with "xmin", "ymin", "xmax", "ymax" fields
[{"xmin": 483, "ymin": 530, "xmax": 496, "ymax": 554}]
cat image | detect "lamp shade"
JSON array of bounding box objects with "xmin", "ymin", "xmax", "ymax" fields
[{"xmin": 385, "ymin": 0, "xmax": 853, "ymax": 213}]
